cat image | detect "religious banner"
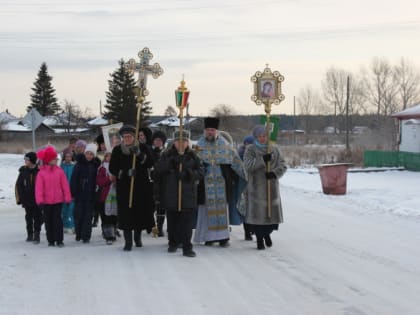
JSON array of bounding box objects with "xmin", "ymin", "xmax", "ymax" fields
[
  {"xmin": 260, "ymin": 115, "xmax": 279, "ymax": 141},
  {"xmin": 102, "ymin": 123, "xmax": 123, "ymax": 152}
]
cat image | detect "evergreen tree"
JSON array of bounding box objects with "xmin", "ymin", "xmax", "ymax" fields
[
  {"xmin": 104, "ymin": 59, "xmax": 152, "ymax": 126},
  {"xmin": 28, "ymin": 62, "xmax": 60, "ymax": 116}
]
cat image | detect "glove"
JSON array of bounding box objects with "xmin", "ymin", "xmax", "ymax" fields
[
  {"xmin": 127, "ymin": 168, "xmax": 136, "ymax": 177},
  {"xmin": 176, "ymin": 169, "xmax": 188, "ymax": 180},
  {"xmin": 129, "ymin": 146, "xmax": 141, "ymax": 156},
  {"xmin": 263, "ymin": 153, "xmax": 272, "ymax": 163},
  {"xmin": 265, "ymin": 171, "xmax": 277, "ymax": 179}
]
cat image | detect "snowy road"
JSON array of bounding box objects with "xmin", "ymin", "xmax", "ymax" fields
[
  {"xmin": 1, "ymin": 186, "xmax": 420, "ymax": 315},
  {"xmin": 1, "ymin": 154, "xmax": 420, "ymax": 315}
]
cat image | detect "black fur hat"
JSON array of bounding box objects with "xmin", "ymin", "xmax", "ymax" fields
[
  {"xmin": 139, "ymin": 127, "xmax": 153, "ymax": 145},
  {"xmin": 24, "ymin": 152, "xmax": 37, "ymax": 164},
  {"xmin": 119, "ymin": 125, "xmax": 136, "ymax": 136},
  {"xmin": 152, "ymin": 130, "xmax": 167, "ymax": 145},
  {"xmin": 95, "ymin": 134, "xmax": 104, "ymax": 145},
  {"xmin": 204, "ymin": 117, "xmax": 220, "ymax": 129}
]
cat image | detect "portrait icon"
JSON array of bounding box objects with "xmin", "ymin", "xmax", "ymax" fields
[
  {"xmin": 260, "ymin": 80, "xmax": 275, "ymax": 98},
  {"xmin": 102, "ymin": 123, "xmax": 123, "ymax": 152}
]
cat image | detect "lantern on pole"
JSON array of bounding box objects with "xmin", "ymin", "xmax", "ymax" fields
[{"xmin": 175, "ymin": 77, "xmax": 190, "ymax": 211}]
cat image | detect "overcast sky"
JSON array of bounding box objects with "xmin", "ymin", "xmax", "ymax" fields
[{"xmin": 1, "ymin": 0, "xmax": 420, "ymax": 117}]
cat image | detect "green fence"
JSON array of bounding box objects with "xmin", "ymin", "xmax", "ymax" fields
[{"xmin": 364, "ymin": 151, "xmax": 420, "ymax": 171}]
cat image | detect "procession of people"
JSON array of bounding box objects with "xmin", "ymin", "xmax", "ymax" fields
[{"xmin": 15, "ymin": 117, "xmax": 287, "ymax": 256}]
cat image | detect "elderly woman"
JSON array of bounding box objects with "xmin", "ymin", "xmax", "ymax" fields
[
  {"xmin": 109, "ymin": 125, "xmax": 155, "ymax": 251},
  {"xmin": 243, "ymin": 125, "xmax": 287, "ymax": 250}
]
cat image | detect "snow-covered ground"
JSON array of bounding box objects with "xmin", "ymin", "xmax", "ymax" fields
[{"xmin": 1, "ymin": 154, "xmax": 420, "ymax": 315}]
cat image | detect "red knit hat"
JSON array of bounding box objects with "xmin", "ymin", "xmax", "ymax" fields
[{"xmin": 37, "ymin": 146, "xmax": 58, "ymax": 164}]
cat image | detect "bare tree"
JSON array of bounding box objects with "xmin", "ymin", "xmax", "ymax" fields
[
  {"xmin": 322, "ymin": 67, "xmax": 367, "ymax": 115},
  {"xmin": 297, "ymin": 85, "xmax": 321, "ymax": 132},
  {"xmin": 394, "ymin": 57, "xmax": 420, "ymax": 110},
  {"xmin": 363, "ymin": 57, "xmax": 399, "ymax": 124},
  {"xmin": 209, "ymin": 104, "xmax": 236, "ymax": 117},
  {"xmin": 208, "ymin": 104, "xmax": 245, "ymax": 136},
  {"xmin": 322, "ymin": 67, "xmax": 348, "ymax": 115},
  {"xmin": 164, "ymin": 105, "xmax": 177, "ymax": 117},
  {"xmin": 62, "ymin": 99, "xmax": 84, "ymax": 133}
]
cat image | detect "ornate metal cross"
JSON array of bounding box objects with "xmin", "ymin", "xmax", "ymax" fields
[
  {"xmin": 125, "ymin": 47, "xmax": 164, "ymax": 100},
  {"xmin": 124, "ymin": 47, "xmax": 163, "ymax": 211}
]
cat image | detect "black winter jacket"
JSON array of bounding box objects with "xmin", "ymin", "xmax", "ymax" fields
[
  {"xmin": 154, "ymin": 146, "xmax": 204, "ymax": 211},
  {"xmin": 15, "ymin": 166, "xmax": 39, "ymax": 208},
  {"xmin": 70, "ymin": 154, "xmax": 100, "ymax": 202}
]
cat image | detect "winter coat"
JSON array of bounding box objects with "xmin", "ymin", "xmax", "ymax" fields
[
  {"xmin": 154, "ymin": 146, "xmax": 204, "ymax": 211},
  {"xmin": 108, "ymin": 143, "xmax": 155, "ymax": 230},
  {"xmin": 96, "ymin": 165, "xmax": 112, "ymax": 203},
  {"xmin": 61, "ymin": 161, "xmax": 75, "ymax": 183},
  {"xmin": 35, "ymin": 165, "xmax": 72, "ymax": 205},
  {"xmin": 70, "ymin": 154, "xmax": 100, "ymax": 202},
  {"xmin": 15, "ymin": 165, "xmax": 39, "ymax": 208},
  {"xmin": 243, "ymin": 143, "xmax": 287, "ymax": 225}
]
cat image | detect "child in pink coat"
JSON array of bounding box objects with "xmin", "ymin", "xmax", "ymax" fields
[{"xmin": 35, "ymin": 146, "xmax": 72, "ymax": 247}]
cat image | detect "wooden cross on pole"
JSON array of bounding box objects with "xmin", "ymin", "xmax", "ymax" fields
[{"xmin": 125, "ymin": 47, "xmax": 164, "ymax": 209}]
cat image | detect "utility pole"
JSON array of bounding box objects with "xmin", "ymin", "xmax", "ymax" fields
[
  {"xmin": 293, "ymin": 95, "xmax": 296, "ymax": 145},
  {"xmin": 346, "ymin": 76, "xmax": 350, "ymax": 150}
]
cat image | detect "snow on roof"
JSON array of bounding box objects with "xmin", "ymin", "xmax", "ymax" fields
[
  {"xmin": 391, "ymin": 104, "xmax": 420, "ymax": 119},
  {"xmin": 0, "ymin": 111, "xmax": 17, "ymax": 123},
  {"xmin": 53, "ymin": 128, "xmax": 90, "ymax": 133},
  {"xmin": 88, "ymin": 116, "xmax": 109, "ymax": 126},
  {"xmin": 2, "ymin": 120, "xmax": 31, "ymax": 131},
  {"xmin": 43, "ymin": 116, "xmax": 62, "ymax": 126},
  {"xmin": 149, "ymin": 116, "xmax": 197, "ymax": 128}
]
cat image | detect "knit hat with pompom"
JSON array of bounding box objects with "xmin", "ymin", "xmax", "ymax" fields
[{"xmin": 37, "ymin": 146, "xmax": 58, "ymax": 164}]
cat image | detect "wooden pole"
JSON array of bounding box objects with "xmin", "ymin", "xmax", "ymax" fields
[
  {"xmin": 177, "ymin": 109, "xmax": 184, "ymax": 211},
  {"xmin": 129, "ymin": 96, "xmax": 143, "ymax": 208},
  {"xmin": 175, "ymin": 78, "xmax": 189, "ymax": 211},
  {"xmin": 265, "ymin": 102, "xmax": 272, "ymax": 219}
]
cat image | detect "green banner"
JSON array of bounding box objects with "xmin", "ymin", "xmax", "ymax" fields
[{"xmin": 259, "ymin": 115, "xmax": 279, "ymax": 141}]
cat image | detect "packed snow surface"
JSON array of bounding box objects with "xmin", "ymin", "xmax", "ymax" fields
[{"xmin": 1, "ymin": 154, "xmax": 419, "ymax": 315}]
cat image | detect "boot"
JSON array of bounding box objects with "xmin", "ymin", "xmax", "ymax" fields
[
  {"xmin": 123, "ymin": 230, "xmax": 133, "ymax": 251},
  {"xmin": 264, "ymin": 234, "xmax": 272, "ymax": 247},
  {"xmin": 183, "ymin": 249, "xmax": 196, "ymax": 257},
  {"xmin": 257, "ymin": 237, "xmax": 265, "ymax": 250},
  {"xmin": 26, "ymin": 232, "xmax": 33, "ymax": 242},
  {"xmin": 244, "ymin": 224, "xmax": 252, "ymax": 241},
  {"xmin": 134, "ymin": 230, "xmax": 142, "ymax": 247},
  {"xmin": 219, "ymin": 239, "xmax": 230, "ymax": 248},
  {"xmin": 157, "ymin": 224, "xmax": 164, "ymax": 237},
  {"xmin": 244, "ymin": 231, "xmax": 252, "ymax": 241},
  {"xmin": 33, "ymin": 232, "xmax": 40, "ymax": 244}
]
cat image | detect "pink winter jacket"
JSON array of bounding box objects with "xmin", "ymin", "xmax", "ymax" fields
[{"xmin": 35, "ymin": 165, "xmax": 72, "ymax": 205}]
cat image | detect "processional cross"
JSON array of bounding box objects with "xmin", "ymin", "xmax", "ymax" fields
[
  {"xmin": 125, "ymin": 47, "xmax": 164, "ymax": 101},
  {"xmin": 125, "ymin": 47, "xmax": 164, "ymax": 209}
]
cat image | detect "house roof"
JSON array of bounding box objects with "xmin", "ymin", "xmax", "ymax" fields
[
  {"xmin": 87, "ymin": 116, "xmax": 109, "ymax": 126},
  {"xmin": 0, "ymin": 111, "xmax": 17, "ymax": 123},
  {"xmin": 392, "ymin": 104, "xmax": 420, "ymax": 119},
  {"xmin": 149, "ymin": 116, "xmax": 197, "ymax": 128},
  {"xmin": 2, "ymin": 119, "xmax": 55, "ymax": 132}
]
